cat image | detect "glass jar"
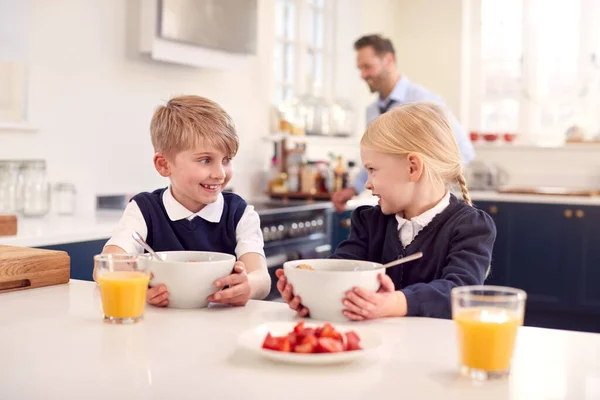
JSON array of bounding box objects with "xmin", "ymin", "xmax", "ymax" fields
[
  {"xmin": 54, "ymin": 182, "xmax": 76, "ymax": 215},
  {"xmin": 296, "ymin": 92, "xmax": 331, "ymax": 136},
  {"xmin": 0, "ymin": 161, "xmax": 22, "ymax": 213},
  {"xmin": 330, "ymin": 99, "xmax": 356, "ymax": 137},
  {"xmin": 22, "ymin": 160, "xmax": 50, "ymax": 218}
]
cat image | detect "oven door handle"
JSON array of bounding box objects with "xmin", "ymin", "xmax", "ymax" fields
[
  {"xmin": 315, "ymin": 244, "xmax": 332, "ymax": 255},
  {"xmin": 265, "ymin": 253, "xmax": 288, "ymax": 268}
]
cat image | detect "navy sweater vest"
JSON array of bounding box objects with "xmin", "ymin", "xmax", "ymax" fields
[{"xmin": 132, "ymin": 188, "xmax": 247, "ymax": 256}]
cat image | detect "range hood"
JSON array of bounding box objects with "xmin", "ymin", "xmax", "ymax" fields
[{"xmin": 139, "ymin": 0, "xmax": 258, "ymax": 69}]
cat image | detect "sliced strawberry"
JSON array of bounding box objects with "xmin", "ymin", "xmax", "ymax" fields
[
  {"xmin": 293, "ymin": 321, "xmax": 305, "ymax": 334},
  {"xmin": 287, "ymin": 332, "xmax": 298, "ymax": 348},
  {"xmin": 276, "ymin": 336, "xmax": 292, "ymax": 352},
  {"xmin": 294, "ymin": 335, "xmax": 318, "ymax": 353},
  {"xmin": 262, "ymin": 333, "xmax": 279, "ymax": 351},
  {"xmin": 295, "ymin": 327, "xmax": 315, "ymax": 341},
  {"xmin": 262, "ymin": 333, "xmax": 291, "ymax": 352},
  {"xmin": 319, "ymin": 323, "xmax": 343, "ymax": 342},
  {"xmin": 345, "ymin": 331, "xmax": 362, "ymax": 351},
  {"xmin": 317, "ymin": 337, "xmax": 344, "ymax": 353}
]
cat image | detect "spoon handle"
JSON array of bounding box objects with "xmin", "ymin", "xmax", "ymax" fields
[
  {"xmin": 132, "ymin": 231, "xmax": 163, "ymax": 261},
  {"xmin": 383, "ymin": 252, "xmax": 423, "ymax": 269}
]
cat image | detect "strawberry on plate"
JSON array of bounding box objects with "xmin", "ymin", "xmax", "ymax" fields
[{"xmin": 261, "ymin": 321, "xmax": 361, "ymax": 354}]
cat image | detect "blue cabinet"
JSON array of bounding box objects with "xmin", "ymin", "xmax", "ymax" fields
[
  {"xmin": 573, "ymin": 205, "xmax": 600, "ymax": 312},
  {"xmin": 37, "ymin": 239, "xmax": 108, "ymax": 282},
  {"xmin": 330, "ymin": 210, "xmax": 352, "ymax": 251},
  {"xmin": 475, "ymin": 200, "xmax": 600, "ymax": 332},
  {"xmin": 476, "ymin": 201, "xmax": 509, "ymax": 287}
]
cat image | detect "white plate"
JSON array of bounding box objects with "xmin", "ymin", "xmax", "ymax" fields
[{"xmin": 237, "ymin": 321, "xmax": 382, "ymax": 365}]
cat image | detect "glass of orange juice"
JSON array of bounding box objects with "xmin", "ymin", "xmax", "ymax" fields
[
  {"xmin": 94, "ymin": 254, "xmax": 151, "ymax": 324},
  {"xmin": 451, "ymin": 285, "xmax": 527, "ymax": 380}
]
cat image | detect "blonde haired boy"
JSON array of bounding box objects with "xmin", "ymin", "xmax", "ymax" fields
[{"xmin": 99, "ymin": 95, "xmax": 270, "ymax": 307}]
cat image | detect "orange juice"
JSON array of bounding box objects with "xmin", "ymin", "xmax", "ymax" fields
[
  {"xmin": 455, "ymin": 308, "xmax": 521, "ymax": 372},
  {"xmin": 97, "ymin": 271, "xmax": 149, "ymax": 319}
]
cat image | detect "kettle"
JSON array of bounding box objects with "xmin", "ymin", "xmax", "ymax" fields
[{"xmin": 464, "ymin": 161, "xmax": 509, "ymax": 190}]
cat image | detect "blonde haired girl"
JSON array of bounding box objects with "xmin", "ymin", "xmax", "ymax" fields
[{"xmin": 276, "ymin": 102, "xmax": 496, "ymax": 320}]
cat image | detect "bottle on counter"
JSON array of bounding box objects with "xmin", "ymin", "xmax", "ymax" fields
[
  {"xmin": 333, "ymin": 156, "xmax": 345, "ymax": 192},
  {"xmin": 287, "ymin": 162, "xmax": 300, "ymax": 192},
  {"xmin": 300, "ymin": 161, "xmax": 317, "ymax": 194},
  {"xmin": 347, "ymin": 161, "xmax": 360, "ymax": 189}
]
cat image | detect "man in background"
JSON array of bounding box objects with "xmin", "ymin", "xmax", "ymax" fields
[{"xmin": 331, "ymin": 34, "xmax": 475, "ymax": 212}]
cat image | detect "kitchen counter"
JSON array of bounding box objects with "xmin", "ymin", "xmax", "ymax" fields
[
  {"xmin": 344, "ymin": 190, "xmax": 600, "ymax": 210},
  {"xmin": 2, "ymin": 191, "xmax": 599, "ymax": 248},
  {"xmin": 0, "ymin": 201, "xmax": 334, "ymax": 248},
  {"xmin": 1, "ymin": 280, "xmax": 599, "ymax": 399}
]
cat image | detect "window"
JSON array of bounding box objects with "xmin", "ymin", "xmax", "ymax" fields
[
  {"xmin": 273, "ymin": 0, "xmax": 334, "ymax": 106},
  {"xmin": 472, "ymin": 0, "xmax": 600, "ymax": 144}
]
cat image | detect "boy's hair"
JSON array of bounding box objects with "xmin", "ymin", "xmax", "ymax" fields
[
  {"xmin": 150, "ymin": 95, "xmax": 239, "ymax": 158},
  {"xmin": 361, "ymin": 102, "xmax": 472, "ymax": 206},
  {"xmin": 353, "ymin": 34, "xmax": 395, "ymax": 57}
]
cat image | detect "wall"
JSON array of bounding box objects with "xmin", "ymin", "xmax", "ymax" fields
[
  {"xmin": 391, "ymin": 0, "xmax": 464, "ymax": 116},
  {"xmin": 0, "ymin": 0, "xmax": 405, "ymax": 213}
]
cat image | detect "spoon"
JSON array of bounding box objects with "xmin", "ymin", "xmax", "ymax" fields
[
  {"xmin": 132, "ymin": 231, "xmax": 163, "ymax": 261},
  {"xmin": 380, "ymin": 252, "xmax": 423, "ymax": 269}
]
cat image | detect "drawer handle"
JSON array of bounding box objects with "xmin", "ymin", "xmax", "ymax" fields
[
  {"xmin": 488, "ymin": 205, "xmax": 498, "ymax": 215},
  {"xmin": 564, "ymin": 209, "xmax": 573, "ymax": 218},
  {"xmin": 340, "ymin": 218, "xmax": 351, "ymax": 228},
  {"xmin": 576, "ymin": 209, "xmax": 584, "ymax": 219}
]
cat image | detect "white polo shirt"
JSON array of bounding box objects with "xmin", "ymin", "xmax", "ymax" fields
[{"xmin": 105, "ymin": 187, "xmax": 265, "ymax": 258}]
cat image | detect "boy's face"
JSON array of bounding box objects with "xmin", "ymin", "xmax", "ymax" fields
[
  {"xmin": 360, "ymin": 145, "xmax": 414, "ymax": 215},
  {"xmin": 157, "ymin": 142, "xmax": 233, "ymax": 212}
]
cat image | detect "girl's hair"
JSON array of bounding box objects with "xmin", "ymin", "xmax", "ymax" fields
[{"xmin": 361, "ymin": 102, "xmax": 472, "ymax": 206}]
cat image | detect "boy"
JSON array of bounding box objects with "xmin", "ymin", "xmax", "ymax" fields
[{"xmin": 97, "ymin": 95, "xmax": 271, "ymax": 307}]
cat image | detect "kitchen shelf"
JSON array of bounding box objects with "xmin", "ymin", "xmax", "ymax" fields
[{"xmin": 263, "ymin": 133, "xmax": 359, "ymax": 146}]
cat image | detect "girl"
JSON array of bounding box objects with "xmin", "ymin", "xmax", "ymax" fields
[{"xmin": 276, "ymin": 102, "xmax": 496, "ymax": 320}]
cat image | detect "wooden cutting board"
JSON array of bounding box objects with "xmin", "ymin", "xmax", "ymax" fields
[
  {"xmin": 0, "ymin": 245, "xmax": 70, "ymax": 293},
  {"xmin": 0, "ymin": 214, "xmax": 17, "ymax": 236}
]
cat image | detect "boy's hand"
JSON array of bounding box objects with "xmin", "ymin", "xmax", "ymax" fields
[
  {"xmin": 208, "ymin": 261, "xmax": 251, "ymax": 306},
  {"xmin": 275, "ymin": 269, "xmax": 309, "ymax": 317},
  {"xmin": 147, "ymin": 283, "xmax": 169, "ymax": 307},
  {"xmin": 342, "ymin": 273, "xmax": 407, "ymax": 320}
]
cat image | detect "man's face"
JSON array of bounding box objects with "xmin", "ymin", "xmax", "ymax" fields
[{"xmin": 356, "ymin": 46, "xmax": 394, "ymax": 94}]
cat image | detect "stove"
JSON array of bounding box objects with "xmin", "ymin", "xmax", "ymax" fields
[{"xmin": 249, "ymin": 200, "xmax": 333, "ymax": 300}]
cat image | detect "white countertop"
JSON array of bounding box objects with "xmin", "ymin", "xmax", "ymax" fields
[
  {"xmin": 0, "ymin": 211, "xmax": 121, "ymax": 248},
  {"xmin": 347, "ymin": 190, "xmax": 600, "ymax": 209},
  {"xmin": 1, "ymin": 280, "xmax": 599, "ymax": 400},
  {"xmin": 468, "ymin": 190, "xmax": 600, "ymax": 206}
]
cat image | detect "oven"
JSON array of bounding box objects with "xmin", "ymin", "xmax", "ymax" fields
[{"xmin": 253, "ymin": 201, "xmax": 333, "ymax": 301}]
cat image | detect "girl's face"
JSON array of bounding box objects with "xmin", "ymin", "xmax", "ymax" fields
[{"xmin": 360, "ymin": 145, "xmax": 416, "ymax": 215}]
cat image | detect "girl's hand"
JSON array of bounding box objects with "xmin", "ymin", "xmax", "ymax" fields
[
  {"xmin": 208, "ymin": 261, "xmax": 251, "ymax": 306},
  {"xmin": 275, "ymin": 269, "xmax": 309, "ymax": 317},
  {"xmin": 147, "ymin": 283, "xmax": 169, "ymax": 307},
  {"xmin": 342, "ymin": 273, "xmax": 407, "ymax": 320}
]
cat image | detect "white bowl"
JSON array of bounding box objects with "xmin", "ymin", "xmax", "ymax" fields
[
  {"xmin": 283, "ymin": 259, "xmax": 384, "ymax": 322},
  {"xmin": 148, "ymin": 251, "xmax": 235, "ymax": 309}
]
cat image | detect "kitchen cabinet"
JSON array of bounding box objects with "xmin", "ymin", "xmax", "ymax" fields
[
  {"xmin": 37, "ymin": 239, "xmax": 108, "ymax": 282},
  {"xmin": 331, "ymin": 210, "xmax": 352, "ymax": 251},
  {"xmin": 476, "ymin": 200, "xmax": 600, "ymax": 332}
]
